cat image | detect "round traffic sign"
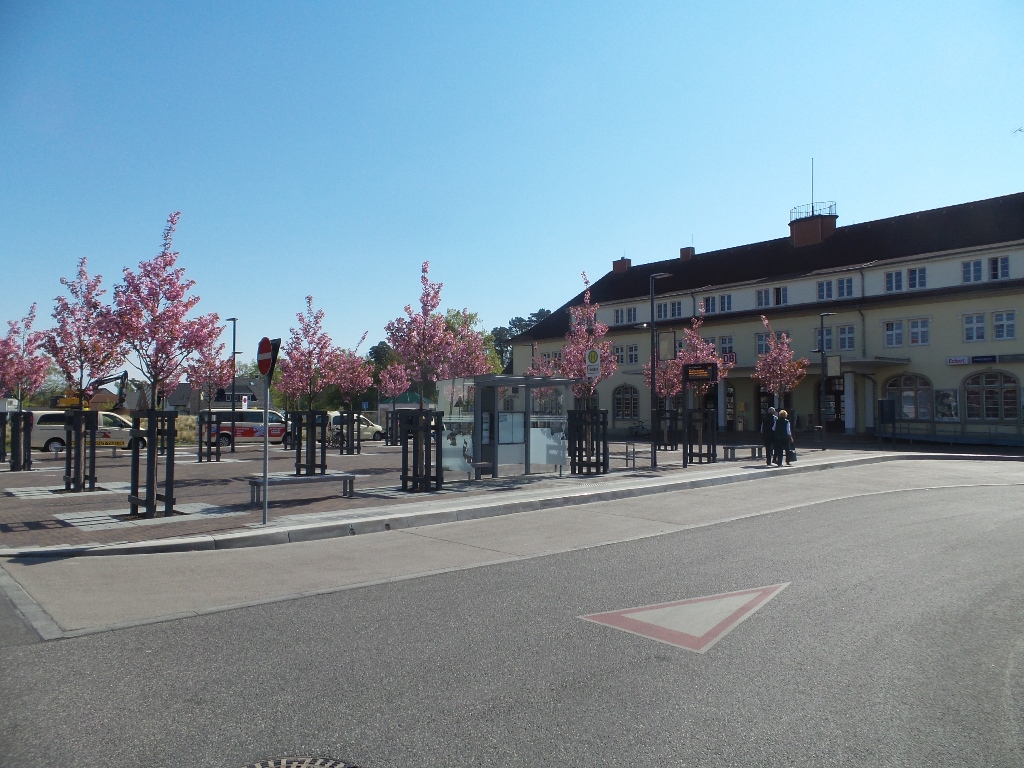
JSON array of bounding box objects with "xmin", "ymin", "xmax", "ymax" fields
[{"xmin": 257, "ymin": 337, "xmax": 273, "ymax": 375}]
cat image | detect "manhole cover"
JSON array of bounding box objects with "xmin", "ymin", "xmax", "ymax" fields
[{"xmin": 241, "ymin": 760, "xmax": 358, "ymax": 768}]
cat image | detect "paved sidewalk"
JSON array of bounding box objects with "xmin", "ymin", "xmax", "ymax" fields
[{"xmin": 2, "ymin": 441, "xmax": 1013, "ymax": 558}]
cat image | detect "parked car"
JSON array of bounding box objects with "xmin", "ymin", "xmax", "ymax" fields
[
  {"xmin": 282, "ymin": 412, "xmax": 385, "ymax": 449},
  {"xmin": 30, "ymin": 410, "xmax": 140, "ymax": 452},
  {"xmin": 205, "ymin": 408, "xmax": 287, "ymax": 447}
]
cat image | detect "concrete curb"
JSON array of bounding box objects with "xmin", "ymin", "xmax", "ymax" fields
[{"xmin": 1, "ymin": 451, "xmax": 1019, "ymax": 560}]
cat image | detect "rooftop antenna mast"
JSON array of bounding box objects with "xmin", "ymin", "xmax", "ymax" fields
[{"xmin": 811, "ymin": 157, "xmax": 814, "ymax": 210}]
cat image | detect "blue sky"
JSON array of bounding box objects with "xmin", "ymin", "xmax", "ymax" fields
[{"xmin": 2, "ymin": 1, "xmax": 1022, "ymax": 364}]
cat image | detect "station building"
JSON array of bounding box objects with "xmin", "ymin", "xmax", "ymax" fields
[{"xmin": 511, "ymin": 191, "xmax": 1024, "ymax": 446}]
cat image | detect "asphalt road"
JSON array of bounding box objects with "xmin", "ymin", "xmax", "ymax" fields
[{"xmin": 2, "ymin": 460, "xmax": 1023, "ymax": 767}]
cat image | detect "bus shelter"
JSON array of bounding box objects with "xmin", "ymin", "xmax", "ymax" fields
[{"xmin": 436, "ymin": 374, "xmax": 578, "ymax": 479}]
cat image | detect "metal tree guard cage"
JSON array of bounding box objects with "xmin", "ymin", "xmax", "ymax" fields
[
  {"xmin": 399, "ymin": 409, "xmax": 443, "ymax": 492},
  {"xmin": 287, "ymin": 410, "xmax": 328, "ymax": 476},
  {"xmin": 63, "ymin": 409, "xmax": 98, "ymax": 492},
  {"xmin": 128, "ymin": 410, "xmax": 177, "ymax": 518},
  {"xmin": 567, "ymin": 409, "xmax": 609, "ymax": 475}
]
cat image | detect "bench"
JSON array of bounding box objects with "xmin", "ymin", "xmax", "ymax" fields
[
  {"xmin": 248, "ymin": 472, "xmax": 355, "ymax": 505},
  {"xmin": 721, "ymin": 444, "xmax": 765, "ymax": 461},
  {"xmin": 469, "ymin": 461, "xmax": 492, "ymax": 481}
]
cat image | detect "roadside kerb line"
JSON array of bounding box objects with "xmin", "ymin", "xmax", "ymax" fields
[{"xmin": 3, "ymin": 451, "xmax": 1016, "ymax": 559}]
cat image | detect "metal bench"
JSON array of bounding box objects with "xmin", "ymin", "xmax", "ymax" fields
[
  {"xmin": 248, "ymin": 472, "xmax": 355, "ymax": 505},
  {"xmin": 721, "ymin": 444, "xmax": 765, "ymax": 461},
  {"xmin": 469, "ymin": 461, "xmax": 492, "ymax": 480}
]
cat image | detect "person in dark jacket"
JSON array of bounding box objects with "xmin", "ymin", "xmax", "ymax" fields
[
  {"xmin": 773, "ymin": 408, "xmax": 793, "ymax": 466},
  {"xmin": 760, "ymin": 406, "xmax": 776, "ymax": 467}
]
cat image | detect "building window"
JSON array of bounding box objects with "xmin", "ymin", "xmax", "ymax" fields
[
  {"xmin": 909, "ymin": 318, "xmax": 929, "ymax": 346},
  {"xmin": 815, "ymin": 327, "xmax": 833, "ymax": 352},
  {"xmin": 964, "ymin": 314, "xmax": 985, "ymax": 342},
  {"xmin": 719, "ymin": 335, "xmax": 733, "ymax": 354},
  {"xmin": 756, "ymin": 333, "xmax": 769, "ymax": 355},
  {"xmin": 613, "ymin": 309, "xmax": 624, "ymax": 325},
  {"xmin": 656, "ymin": 302, "xmax": 668, "ymax": 320},
  {"xmin": 675, "ymin": 338, "xmax": 685, "ymax": 356},
  {"xmin": 885, "ymin": 374, "xmax": 933, "ymax": 421},
  {"xmin": 719, "ymin": 294, "xmax": 732, "ymax": 312},
  {"xmin": 962, "ymin": 260, "xmax": 982, "ymax": 283},
  {"xmin": 817, "ymin": 281, "xmax": 833, "ymax": 301},
  {"xmin": 552, "ymin": 351, "xmax": 562, "ymax": 361},
  {"xmin": 885, "ymin": 271, "xmax": 903, "ymax": 292},
  {"xmin": 627, "ymin": 344, "xmax": 639, "ymax": 364},
  {"xmin": 989, "ymin": 256, "xmax": 1010, "ymax": 281},
  {"xmin": 612, "ymin": 345, "xmax": 624, "ymax": 365},
  {"xmin": 884, "ymin": 321, "xmax": 903, "ymax": 347},
  {"xmin": 837, "ymin": 277, "xmax": 854, "ymax": 298},
  {"xmin": 908, "ymin": 268, "xmax": 926, "ymax": 289},
  {"xmin": 670, "ymin": 300, "xmax": 683, "ymax": 318},
  {"xmin": 756, "ymin": 288, "xmax": 770, "ymax": 308},
  {"xmin": 994, "ymin": 311, "xmax": 1016, "ymax": 340},
  {"xmin": 838, "ymin": 325, "xmax": 855, "ymax": 351},
  {"xmin": 702, "ymin": 295, "xmax": 716, "ymax": 314},
  {"xmin": 965, "ymin": 372, "xmax": 1019, "ymax": 421},
  {"xmin": 774, "ymin": 286, "xmax": 788, "ymax": 306},
  {"xmin": 626, "ymin": 307, "xmax": 637, "ymax": 324},
  {"xmin": 541, "ymin": 352, "xmax": 552, "ymax": 361},
  {"xmin": 613, "ymin": 385, "xmax": 640, "ymax": 420},
  {"xmin": 703, "ymin": 336, "xmax": 716, "ymax": 351}
]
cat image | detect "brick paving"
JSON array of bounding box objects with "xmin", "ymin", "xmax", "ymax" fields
[{"xmin": 0, "ymin": 441, "xmax": 620, "ymax": 550}]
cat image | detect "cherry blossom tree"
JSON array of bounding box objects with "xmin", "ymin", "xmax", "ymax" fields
[
  {"xmin": 644, "ymin": 312, "xmax": 734, "ymax": 405},
  {"xmin": 114, "ymin": 212, "xmax": 221, "ymax": 408},
  {"xmin": 385, "ymin": 262, "xmax": 490, "ymax": 406},
  {"xmin": 527, "ymin": 273, "xmax": 616, "ymax": 407},
  {"xmin": 753, "ymin": 315, "xmax": 809, "ymax": 404},
  {"xmin": 277, "ymin": 296, "xmax": 340, "ymax": 410},
  {"xmin": 185, "ymin": 337, "xmax": 234, "ymax": 406},
  {"xmin": 378, "ymin": 363, "xmax": 411, "ymax": 401},
  {"xmin": 42, "ymin": 258, "xmax": 127, "ymax": 409},
  {"xmin": 334, "ymin": 333, "xmax": 375, "ymax": 409},
  {"xmin": 0, "ymin": 304, "xmax": 51, "ymax": 408}
]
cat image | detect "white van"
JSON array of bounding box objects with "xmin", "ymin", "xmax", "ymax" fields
[
  {"xmin": 31, "ymin": 411, "xmax": 139, "ymax": 452},
  {"xmin": 205, "ymin": 409, "xmax": 287, "ymax": 447}
]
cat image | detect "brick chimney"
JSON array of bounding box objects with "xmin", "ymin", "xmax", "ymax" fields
[
  {"xmin": 789, "ymin": 202, "xmax": 838, "ymax": 247},
  {"xmin": 679, "ymin": 247, "xmax": 695, "ymax": 261},
  {"xmin": 612, "ymin": 257, "xmax": 631, "ymax": 273}
]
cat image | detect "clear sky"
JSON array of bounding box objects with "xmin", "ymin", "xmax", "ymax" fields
[{"xmin": 2, "ymin": 1, "xmax": 1022, "ymax": 364}]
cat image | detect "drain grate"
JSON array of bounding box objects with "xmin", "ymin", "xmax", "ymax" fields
[{"xmin": 241, "ymin": 759, "xmax": 358, "ymax": 768}]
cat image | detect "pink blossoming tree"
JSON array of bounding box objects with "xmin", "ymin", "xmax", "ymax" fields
[
  {"xmin": 333, "ymin": 333, "xmax": 375, "ymax": 410},
  {"xmin": 0, "ymin": 304, "xmax": 51, "ymax": 408},
  {"xmin": 185, "ymin": 337, "xmax": 234, "ymax": 406},
  {"xmin": 378, "ymin": 363, "xmax": 411, "ymax": 402},
  {"xmin": 385, "ymin": 262, "xmax": 490, "ymax": 406},
  {"xmin": 42, "ymin": 258, "xmax": 127, "ymax": 409},
  {"xmin": 753, "ymin": 315, "xmax": 809, "ymax": 404},
  {"xmin": 113, "ymin": 212, "xmax": 222, "ymax": 408},
  {"xmin": 643, "ymin": 312, "xmax": 734, "ymax": 405},
  {"xmin": 277, "ymin": 296, "xmax": 340, "ymax": 410},
  {"xmin": 527, "ymin": 273, "xmax": 616, "ymax": 408}
]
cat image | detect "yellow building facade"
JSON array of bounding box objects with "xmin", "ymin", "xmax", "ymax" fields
[{"xmin": 513, "ymin": 193, "xmax": 1024, "ymax": 446}]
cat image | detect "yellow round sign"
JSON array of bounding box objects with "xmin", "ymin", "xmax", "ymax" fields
[{"xmin": 587, "ymin": 349, "xmax": 600, "ymax": 364}]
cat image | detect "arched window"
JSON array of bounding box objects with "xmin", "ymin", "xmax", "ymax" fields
[
  {"xmin": 613, "ymin": 385, "xmax": 639, "ymax": 420},
  {"xmin": 884, "ymin": 374, "xmax": 933, "ymax": 421},
  {"xmin": 964, "ymin": 371, "xmax": 1019, "ymax": 421}
]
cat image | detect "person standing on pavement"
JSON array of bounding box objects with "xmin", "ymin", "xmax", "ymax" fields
[
  {"xmin": 760, "ymin": 406, "xmax": 776, "ymax": 467},
  {"xmin": 773, "ymin": 409, "xmax": 793, "ymax": 466}
]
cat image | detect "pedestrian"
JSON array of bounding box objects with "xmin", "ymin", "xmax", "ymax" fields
[
  {"xmin": 760, "ymin": 406, "xmax": 776, "ymax": 467},
  {"xmin": 773, "ymin": 409, "xmax": 793, "ymax": 467}
]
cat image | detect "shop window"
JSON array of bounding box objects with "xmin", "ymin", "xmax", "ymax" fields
[
  {"xmin": 884, "ymin": 374, "xmax": 933, "ymax": 421},
  {"xmin": 613, "ymin": 385, "xmax": 639, "ymax": 420},
  {"xmin": 964, "ymin": 372, "xmax": 1019, "ymax": 421}
]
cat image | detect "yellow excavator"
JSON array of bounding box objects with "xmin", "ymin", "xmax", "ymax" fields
[{"xmin": 52, "ymin": 371, "xmax": 129, "ymax": 410}]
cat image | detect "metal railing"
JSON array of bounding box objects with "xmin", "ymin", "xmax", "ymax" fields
[{"xmin": 790, "ymin": 201, "xmax": 837, "ymax": 222}]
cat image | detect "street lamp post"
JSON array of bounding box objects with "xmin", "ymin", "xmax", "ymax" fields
[
  {"xmin": 227, "ymin": 317, "xmax": 238, "ymax": 454},
  {"xmin": 818, "ymin": 312, "xmax": 836, "ymax": 451},
  {"xmin": 649, "ymin": 272, "xmax": 672, "ymax": 469}
]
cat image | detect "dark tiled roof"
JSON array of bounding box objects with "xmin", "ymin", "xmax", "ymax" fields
[{"xmin": 521, "ymin": 191, "xmax": 1024, "ymax": 341}]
